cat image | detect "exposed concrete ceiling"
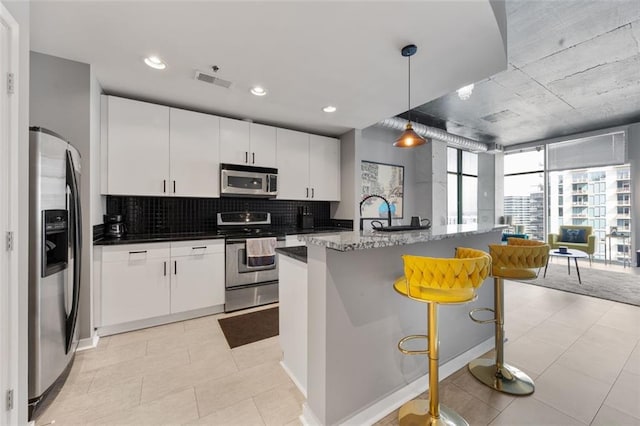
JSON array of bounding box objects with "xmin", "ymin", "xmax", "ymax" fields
[
  {"xmin": 27, "ymin": 1, "xmax": 508, "ymax": 138},
  {"xmin": 410, "ymin": 0, "xmax": 640, "ymax": 147}
]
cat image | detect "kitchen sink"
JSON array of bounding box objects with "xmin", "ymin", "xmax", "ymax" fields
[{"xmin": 373, "ymin": 225, "xmax": 430, "ymax": 232}]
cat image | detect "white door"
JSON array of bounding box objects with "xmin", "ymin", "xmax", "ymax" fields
[
  {"xmin": 276, "ymin": 128, "xmax": 309, "ymax": 200},
  {"xmin": 0, "ymin": 4, "xmax": 19, "ymax": 424},
  {"xmin": 170, "ymin": 253, "xmax": 224, "ymax": 314},
  {"xmin": 249, "ymin": 123, "xmax": 276, "ymax": 168},
  {"xmin": 106, "ymin": 96, "xmax": 170, "ymax": 195},
  {"xmin": 219, "ymin": 117, "xmax": 250, "ymax": 165},
  {"xmin": 169, "ymin": 108, "xmax": 220, "ymax": 197},
  {"xmin": 309, "ymin": 135, "xmax": 340, "ymax": 201}
]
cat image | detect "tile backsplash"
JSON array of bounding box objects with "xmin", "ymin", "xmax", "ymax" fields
[{"xmin": 105, "ymin": 196, "xmax": 334, "ymax": 234}]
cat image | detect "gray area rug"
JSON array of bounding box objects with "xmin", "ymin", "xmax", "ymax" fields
[{"xmin": 512, "ymin": 263, "xmax": 640, "ymax": 307}]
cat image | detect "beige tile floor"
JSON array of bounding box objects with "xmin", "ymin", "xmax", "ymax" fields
[{"xmin": 36, "ymin": 263, "xmax": 640, "ymax": 426}]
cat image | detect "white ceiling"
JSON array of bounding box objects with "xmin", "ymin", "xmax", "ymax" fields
[{"xmin": 29, "ymin": 1, "xmax": 508, "ymax": 137}]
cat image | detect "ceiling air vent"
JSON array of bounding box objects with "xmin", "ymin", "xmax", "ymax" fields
[
  {"xmin": 194, "ymin": 71, "xmax": 233, "ymax": 89},
  {"xmin": 481, "ymin": 109, "xmax": 520, "ymax": 123}
]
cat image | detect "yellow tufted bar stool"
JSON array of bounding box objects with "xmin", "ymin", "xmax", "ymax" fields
[
  {"xmin": 468, "ymin": 238, "xmax": 550, "ymax": 395},
  {"xmin": 394, "ymin": 248, "xmax": 491, "ymax": 426}
]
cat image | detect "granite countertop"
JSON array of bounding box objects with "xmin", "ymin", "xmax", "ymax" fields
[
  {"xmin": 298, "ymin": 224, "xmax": 508, "ymax": 252},
  {"xmin": 94, "ymin": 226, "xmax": 351, "ymax": 246},
  {"xmin": 276, "ymin": 246, "xmax": 308, "ymax": 263}
]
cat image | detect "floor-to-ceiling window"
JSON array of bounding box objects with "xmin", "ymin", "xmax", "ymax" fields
[
  {"xmin": 548, "ymin": 164, "xmax": 631, "ymax": 262},
  {"xmin": 546, "ymin": 131, "xmax": 629, "ymax": 263},
  {"xmin": 447, "ymin": 147, "xmax": 478, "ymax": 225},
  {"xmin": 503, "ymin": 149, "xmax": 545, "ymax": 240},
  {"xmin": 503, "ymin": 130, "xmax": 631, "ymax": 264}
]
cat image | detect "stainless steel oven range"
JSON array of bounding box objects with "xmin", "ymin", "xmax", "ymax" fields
[{"xmin": 217, "ymin": 212, "xmax": 284, "ymax": 312}]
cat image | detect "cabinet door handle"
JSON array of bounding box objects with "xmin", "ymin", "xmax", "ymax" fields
[
  {"xmin": 311, "ymin": 188, "xmax": 315, "ymax": 198},
  {"xmin": 174, "ymin": 260, "xmax": 177, "ymax": 275},
  {"xmin": 163, "ymin": 261, "xmax": 167, "ymax": 276},
  {"xmin": 245, "ymin": 151, "xmax": 248, "ymax": 163},
  {"xmin": 306, "ymin": 187, "xmax": 309, "ymax": 198},
  {"xmin": 129, "ymin": 250, "xmax": 147, "ymax": 254},
  {"xmin": 173, "ymin": 180, "xmax": 176, "ymax": 193},
  {"xmin": 192, "ymin": 246, "xmax": 207, "ymax": 250},
  {"xmin": 163, "ymin": 180, "xmax": 166, "ymax": 193},
  {"xmin": 252, "ymin": 152, "xmax": 255, "ymax": 164}
]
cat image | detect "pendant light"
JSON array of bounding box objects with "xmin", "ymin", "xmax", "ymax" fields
[{"xmin": 394, "ymin": 44, "xmax": 427, "ymax": 148}]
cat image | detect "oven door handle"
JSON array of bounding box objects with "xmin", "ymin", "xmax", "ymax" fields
[{"xmin": 245, "ymin": 258, "xmax": 276, "ymax": 270}]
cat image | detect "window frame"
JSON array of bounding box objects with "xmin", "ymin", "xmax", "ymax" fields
[{"xmin": 447, "ymin": 148, "xmax": 478, "ymax": 224}]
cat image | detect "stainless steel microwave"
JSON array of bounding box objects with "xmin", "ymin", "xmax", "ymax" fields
[{"xmin": 220, "ymin": 163, "xmax": 278, "ymax": 198}]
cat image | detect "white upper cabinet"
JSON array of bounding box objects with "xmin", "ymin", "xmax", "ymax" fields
[
  {"xmin": 102, "ymin": 96, "xmax": 170, "ymax": 196},
  {"xmin": 169, "ymin": 108, "xmax": 220, "ymax": 197},
  {"xmin": 102, "ymin": 96, "xmax": 220, "ymax": 197},
  {"xmin": 277, "ymin": 128, "xmax": 310, "ymax": 200},
  {"xmin": 220, "ymin": 118, "xmax": 277, "ymax": 168},
  {"xmin": 219, "ymin": 117, "xmax": 251, "ymax": 165},
  {"xmin": 277, "ymin": 130, "xmax": 340, "ymax": 201},
  {"xmin": 249, "ymin": 123, "xmax": 277, "ymax": 168},
  {"xmin": 102, "ymin": 95, "xmax": 338, "ymax": 199},
  {"xmin": 309, "ymin": 135, "xmax": 340, "ymax": 201}
]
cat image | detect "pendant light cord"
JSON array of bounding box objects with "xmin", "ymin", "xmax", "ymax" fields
[{"xmin": 408, "ymin": 54, "xmax": 411, "ymax": 123}]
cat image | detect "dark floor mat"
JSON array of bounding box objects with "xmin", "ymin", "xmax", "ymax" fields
[{"xmin": 218, "ymin": 307, "xmax": 279, "ymax": 349}]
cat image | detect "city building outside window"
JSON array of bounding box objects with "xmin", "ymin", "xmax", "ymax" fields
[
  {"xmin": 447, "ymin": 147, "xmax": 478, "ymax": 225},
  {"xmin": 503, "ymin": 150, "xmax": 545, "ymax": 240},
  {"xmin": 548, "ymin": 164, "xmax": 631, "ymax": 262}
]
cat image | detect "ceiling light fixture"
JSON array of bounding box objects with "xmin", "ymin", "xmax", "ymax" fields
[
  {"xmin": 394, "ymin": 44, "xmax": 426, "ymax": 148},
  {"xmin": 322, "ymin": 105, "xmax": 337, "ymax": 113},
  {"xmin": 250, "ymin": 86, "xmax": 267, "ymax": 96},
  {"xmin": 457, "ymin": 83, "xmax": 474, "ymax": 100},
  {"xmin": 144, "ymin": 56, "xmax": 166, "ymax": 70}
]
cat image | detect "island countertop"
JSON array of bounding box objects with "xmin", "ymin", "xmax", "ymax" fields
[{"xmin": 298, "ymin": 224, "xmax": 507, "ymax": 251}]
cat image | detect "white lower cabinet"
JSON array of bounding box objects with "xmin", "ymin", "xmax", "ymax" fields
[
  {"xmin": 100, "ymin": 240, "xmax": 224, "ymax": 329},
  {"xmin": 170, "ymin": 240, "xmax": 225, "ymax": 314},
  {"xmin": 101, "ymin": 243, "xmax": 171, "ymax": 327}
]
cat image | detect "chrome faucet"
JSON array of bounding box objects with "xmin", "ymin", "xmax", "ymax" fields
[{"xmin": 359, "ymin": 194, "xmax": 392, "ymax": 231}]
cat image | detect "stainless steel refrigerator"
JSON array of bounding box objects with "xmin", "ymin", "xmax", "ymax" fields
[{"xmin": 28, "ymin": 127, "xmax": 82, "ymax": 418}]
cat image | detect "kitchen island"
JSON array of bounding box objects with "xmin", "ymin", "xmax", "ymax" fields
[{"xmin": 295, "ymin": 224, "xmax": 505, "ymax": 425}]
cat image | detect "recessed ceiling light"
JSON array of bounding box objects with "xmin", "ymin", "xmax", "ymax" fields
[
  {"xmin": 144, "ymin": 56, "xmax": 166, "ymax": 70},
  {"xmin": 322, "ymin": 105, "xmax": 337, "ymax": 113},
  {"xmin": 250, "ymin": 86, "xmax": 267, "ymax": 96}
]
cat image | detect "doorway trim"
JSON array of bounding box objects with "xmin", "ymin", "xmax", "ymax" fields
[{"xmin": 0, "ymin": 2, "xmax": 20, "ymax": 425}]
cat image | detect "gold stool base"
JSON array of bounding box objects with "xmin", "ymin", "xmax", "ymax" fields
[
  {"xmin": 468, "ymin": 358, "xmax": 535, "ymax": 395},
  {"xmin": 399, "ymin": 400, "xmax": 469, "ymax": 426}
]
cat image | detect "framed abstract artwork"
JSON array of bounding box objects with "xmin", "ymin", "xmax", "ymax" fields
[{"xmin": 360, "ymin": 161, "xmax": 404, "ymax": 219}]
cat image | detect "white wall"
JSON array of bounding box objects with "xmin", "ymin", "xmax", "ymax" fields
[
  {"xmin": 357, "ymin": 126, "xmax": 422, "ymax": 229},
  {"xmin": 29, "ymin": 51, "xmax": 93, "ymax": 339},
  {"xmin": 89, "ymin": 69, "xmax": 102, "ymax": 336},
  {"xmin": 332, "ymin": 129, "xmax": 357, "ymax": 221},
  {"xmin": 3, "ymin": 1, "xmax": 30, "ymax": 423},
  {"xmin": 90, "ymin": 70, "xmax": 103, "ymax": 226},
  {"xmin": 341, "ymin": 125, "xmax": 496, "ymax": 230}
]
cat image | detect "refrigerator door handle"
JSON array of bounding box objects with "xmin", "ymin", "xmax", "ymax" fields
[{"xmin": 65, "ymin": 150, "xmax": 82, "ymax": 354}]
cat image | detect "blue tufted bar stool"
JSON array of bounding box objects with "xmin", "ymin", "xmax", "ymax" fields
[
  {"xmin": 394, "ymin": 248, "xmax": 491, "ymax": 426},
  {"xmin": 468, "ymin": 238, "xmax": 549, "ymax": 395}
]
